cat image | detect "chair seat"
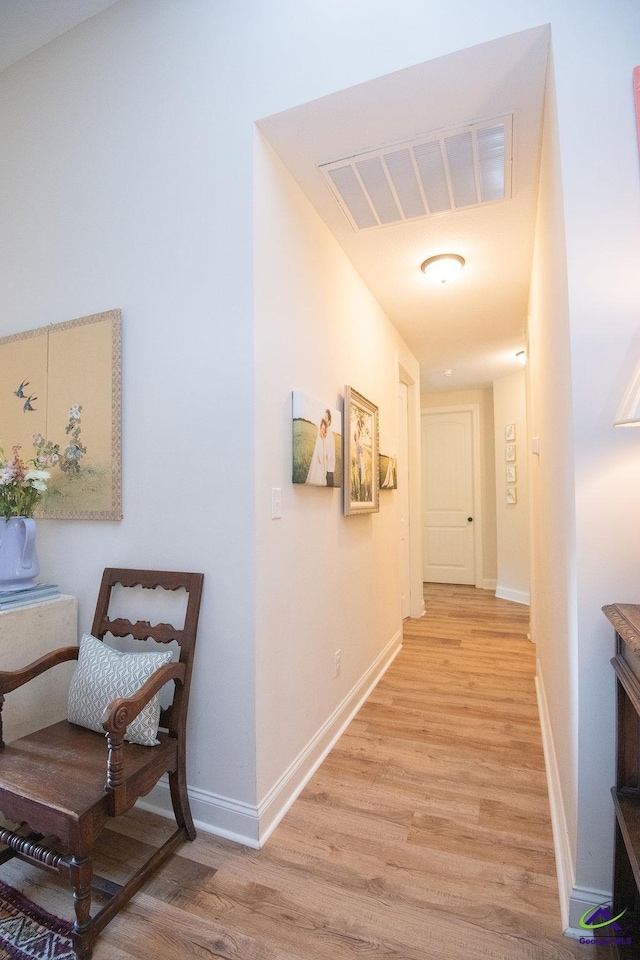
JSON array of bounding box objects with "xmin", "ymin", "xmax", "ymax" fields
[{"xmin": 0, "ymin": 721, "xmax": 176, "ymax": 846}]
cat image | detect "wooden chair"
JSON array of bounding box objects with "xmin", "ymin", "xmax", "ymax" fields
[{"xmin": 0, "ymin": 567, "xmax": 204, "ymax": 959}]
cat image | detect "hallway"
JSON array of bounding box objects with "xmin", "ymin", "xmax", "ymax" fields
[{"xmin": 3, "ymin": 585, "xmax": 609, "ymax": 958}]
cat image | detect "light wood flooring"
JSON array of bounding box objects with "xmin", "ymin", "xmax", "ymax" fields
[{"xmin": 1, "ymin": 584, "xmax": 612, "ymax": 958}]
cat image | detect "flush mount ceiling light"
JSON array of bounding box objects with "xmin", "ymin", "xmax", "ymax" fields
[{"xmin": 421, "ymin": 254, "xmax": 465, "ymax": 284}]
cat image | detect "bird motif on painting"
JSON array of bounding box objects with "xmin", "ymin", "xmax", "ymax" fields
[
  {"xmin": 23, "ymin": 394, "xmax": 37, "ymax": 412},
  {"xmin": 14, "ymin": 379, "xmax": 29, "ymax": 398}
]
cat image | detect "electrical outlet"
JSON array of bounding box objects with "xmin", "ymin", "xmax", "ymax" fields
[
  {"xmin": 335, "ymin": 649, "xmax": 341, "ymax": 677},
  {"xmin": 271, "ymin": 487, "xmax": 282, "ymax": 519}
]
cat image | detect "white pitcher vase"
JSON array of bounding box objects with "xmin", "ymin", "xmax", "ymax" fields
[{"xmin": 0, "ymin": 517, "xmax": 39, "ymax": 590}]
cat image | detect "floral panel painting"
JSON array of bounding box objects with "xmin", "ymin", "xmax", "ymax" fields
[
  {"xmin": 0, "ymin": 310, "xmax": 122, "ymax": 520},
  {"xmin": 292, "ymin": 391, "xmax": 342, "ymax": 487}
]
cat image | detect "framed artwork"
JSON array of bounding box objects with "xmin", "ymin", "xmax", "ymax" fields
[
  {"xmin": 292, "ymin": 391, "xmax": 342, "ymax": 487},
  {"xmin": 505, "ymin": 424, "xmax": 516, "ymax": 442},
  {"xmin": 0, "ymin": 309, "xmax": 122, "ymax": 520},
  {"xmin": 506, "ymin": 486, "xmax": 517, "ymax": 505},
  {"xmin": 506, "ymin": 465, "xmax": 517, "ymax": 483},
  {"xmin": 505, "ymin": 444, "xmax": 516, "ymax": 462},
  {"xmin": 378, "ymin": 433, "xmax": 397, "ymax": 491},
  {"xmin": 343, "ymin": 386, "xmax": 379, "ymax": 515}
]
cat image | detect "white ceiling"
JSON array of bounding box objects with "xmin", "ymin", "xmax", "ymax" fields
[
  {"xmin": 258, "ymin": 26, "xmax": 550, "ymax": 393},
  {"xmin": 0, "ymin": 0, "xmax": 121, "ymax": 74},
  {"xmin": 0, "ymin": 7, "xmax": 548, "ymax": 394}
]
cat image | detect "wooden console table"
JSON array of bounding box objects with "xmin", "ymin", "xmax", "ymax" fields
[
  {"xmin": 604, "ymin": 602, "xmax": 640, "ymax": 955},
  {"xmin": 0, "ymin": 595, "xmax": 77, "ymax": 744}
]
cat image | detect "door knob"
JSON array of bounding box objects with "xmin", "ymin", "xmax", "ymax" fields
[{"xmin": 467, "ymin": 517, "xmax": 473, "ymax": 522}]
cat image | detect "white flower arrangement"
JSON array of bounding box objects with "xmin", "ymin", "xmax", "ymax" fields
[{"xmin": 0, "ymin": 446, "xmax": 50, "ymax": 519}]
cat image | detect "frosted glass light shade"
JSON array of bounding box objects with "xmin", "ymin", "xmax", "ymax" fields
[
  {"xmin": 614, "ymin": 360, "xmax": 640, "ymax": 426},
  {"xmin": 421, "ymin": 254, "xmax": 465, "ymax": 284}
]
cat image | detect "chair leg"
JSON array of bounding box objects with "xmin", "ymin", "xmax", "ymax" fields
[
  {"xmin": 69, "ymin": 854, "xmax": 94, "ymax": 960},
  {"xmin": 169, "ymin": 753, "xmax": 195, "ymax": 840}
]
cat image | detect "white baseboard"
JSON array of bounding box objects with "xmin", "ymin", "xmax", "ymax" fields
[
  {"xmin": 535, "ymin": 666, "xmax": 574, "ymax": 931},
  {"xmin": 137, "ymin": 782, "xmax": 263, "ymax": 848},
  {"xmin": 536, "ymin": 664, "xmax": 613, "ymax": 939},
  {"xmin": 138, "ymin": 629, "xmax": 403, "ymax": 849},
  {"xmin": 564, "ymin": 885, "xmax": 614, "ymax": 939},
  {"xmin": 256, "ymin": 629, "xmax": 402, "ymax": 845},
  {"xmin": 495, "ymin": 585, "xmax": 530, "ymax": 605}
]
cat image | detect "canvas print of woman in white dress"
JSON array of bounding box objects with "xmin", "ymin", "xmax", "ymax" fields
[
  {"xmin": 306, "ymin": 418, "xmax": 328, "ymax": 485},
  {"xmin": 292, "ymin": 391, "xmax": 342, "ymax": 487}
]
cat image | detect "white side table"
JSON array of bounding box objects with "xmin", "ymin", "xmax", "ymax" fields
[{"xmin": 0, "ymin": 595, "xmax": 77, "ymax": 743}]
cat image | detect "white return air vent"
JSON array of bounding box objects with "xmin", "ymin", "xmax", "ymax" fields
[{"xmin": 319, "ymin": 116, "xmax": 512, "ymax": 231}]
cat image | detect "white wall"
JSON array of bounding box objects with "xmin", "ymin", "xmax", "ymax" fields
[
  {"xmin": 527, "ymin": 54, "xmax": 579, "ymax": 925},
  {"xmin": 422, "ymin": 388, "xmax": 497, "ymax": 588},
  {"xmin": 253, "ymin": 134, "xmax": 420, "ymax": 838},
  {"xmin": 493, "ymin": 372, "xmax": 530, "ymax": 604},
  {"xmin": 562, "ymin": 7, "xmax": 640, "ymax": 922},
  {"xmin": 0, "ymin": 1, "xmax": 260, "ymax": 822},
  {"xmin": 528, "ymin": 6, "xmax": 640, "ymax": 925},
  {"xmin": 0, "ymin": 0, "xmax": 638, "ymax": 905}
]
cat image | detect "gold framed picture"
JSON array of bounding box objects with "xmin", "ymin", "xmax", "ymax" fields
[
  {"xmin": 0, "ymin": 309, "xmax": 122, "ymax": 520},
  {"xmin": 343, "ymin": 386, "xmax": 379, "ymax": 515}
]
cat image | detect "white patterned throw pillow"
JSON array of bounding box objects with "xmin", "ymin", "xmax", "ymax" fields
[{"xmin": 68, "ymin": 634, "xmax": 173, "ymax": 746}]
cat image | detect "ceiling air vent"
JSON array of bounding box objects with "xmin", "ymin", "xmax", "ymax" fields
[{"xmin": 319, "ymin": 115, "xmax": 512, "ymax": 231}]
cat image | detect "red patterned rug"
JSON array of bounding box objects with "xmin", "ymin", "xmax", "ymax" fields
[{"xmin": 0, "ymin": 880, "xmax": 74, "ymax": 959}]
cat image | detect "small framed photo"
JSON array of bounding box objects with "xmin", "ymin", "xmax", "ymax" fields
[
  {"xmin": 505, "ymin": 424, "xmax": 516, "ymax": 442},
  {"xmin": 506, "ymin": 465, "xmax": 517, "ymax": 483},
  {"xmin": 344, "ymin": 386, "xmax": 379, "ymax": 515},
  {"xmin": 506, "ymin": 486, "xmax": 517, "ymax": 505},
  {"xmin": 505, "ymin": 444, "xmax": 516, "ymax": 462},
  {"xmin": 379, "ymin": 433, "xmax": 397, "ymax": 490}
]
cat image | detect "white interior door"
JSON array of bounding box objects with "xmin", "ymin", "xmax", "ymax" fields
[
  {"xmin": 422, "ymin": 410, "xmax": 476, "ymax": 584},
  {"xmin": 398, "ymin": 381, "xmax": 410, "ymax": 618}
]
